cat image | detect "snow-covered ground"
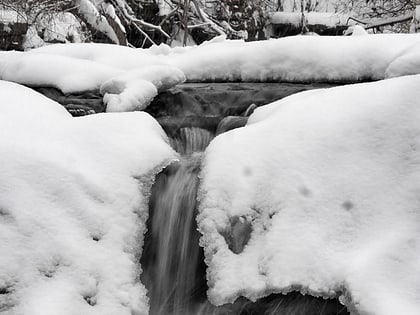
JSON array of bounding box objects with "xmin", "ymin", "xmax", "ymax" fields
[
  {"xmin": 0, "ymin": 81, "xmax": 176, "ymax": 315},
  {"xmin": 198, "ymin": 74, "xmax": 420, "ymax": 315},
  {"xmin": 1, "ymin": 34, "xmax": 420, "ymax": 112}
]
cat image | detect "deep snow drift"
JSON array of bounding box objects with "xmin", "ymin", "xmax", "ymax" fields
[
  {"xmin": 198, "ymin": 75, "xmax": 420, "ymax": 315},
  {"xmin": 1, "ymin": 35, "xmax": 420, "ymax": 112},
  {"xmin": 0, "ymin": 81, "xmax": 176, "ymax": 315}
]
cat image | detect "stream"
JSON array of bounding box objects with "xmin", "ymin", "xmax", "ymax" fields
[
  {"xmin": 36, "ymin": 82, "xmax": 349, "ymax": 314},
  {"xmin": 140, "ymin": 83, "xmax": 349, "ymax": 315}
]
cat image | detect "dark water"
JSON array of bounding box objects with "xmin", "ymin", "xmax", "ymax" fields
[{"xmin": 141, "ymin": 128, "xmax": 349, "ymax": 314}]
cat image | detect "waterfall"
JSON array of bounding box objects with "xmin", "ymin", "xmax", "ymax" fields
[
  {"xmin": 141, "ymin": 127, "xmax": 212, "ymax": 315},
  {"xmin": 141, "ymin": 126, "xmax": 348, "ymax": 315}
]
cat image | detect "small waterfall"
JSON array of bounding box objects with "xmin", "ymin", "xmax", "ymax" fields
[
  {"xmin": 141, "ymin": 126, "xmax": 349, "ymax": 315},
  {"xmin": 141, "ymin": 127, "xmax": 212, "ymax": 315}
]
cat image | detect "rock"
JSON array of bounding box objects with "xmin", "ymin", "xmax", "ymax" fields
[
  {"xmin": 216, "ymin": 116, "xmax": 248, "ymax": 135},
  {"xmin": 157, "ymin": 116, "xmax": 222, "ymax": 137},
  {"xmin": 34, "ymin": 87, "xmax": 104, "ymax": 116},
  {"xmin": 147, "ymin": 82, "xmax": 335, "ymax": 118},
  {"xmin": 221, "ymin": 216, "xmax": 252, "ymax": 254}
]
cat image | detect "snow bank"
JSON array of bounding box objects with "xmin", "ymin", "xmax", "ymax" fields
[
  {"xmin": 101, "ymin": 65, "xmax": 185, "ymax": 112},
  {"xmin": 168, "ymin": 34, "xmax": 420, "ymax": 82},
  {"xmin": 0, "ymin": 81, "xmax": 176, "ymax": 315},
  {"xmin": 28, "ymin": 34, "xmax": 420, "ymax": 83},
  {"xmin": 1, "ymin": 34, "xmax": 420, "ymax": 111},
  {"xmin": 198, "ymin": 75, "xmax": 420, "ymax": 315},
  {"xmin": 0, "ymin": 52, "xmax": 120, "ymax": 93},
  {"xmin": 0, "ymin": 50, "xmax": 185, "ymax": 112}
]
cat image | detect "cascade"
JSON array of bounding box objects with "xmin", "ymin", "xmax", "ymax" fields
[
  {"xmin": 141, "ymin": 84, "xmax": 349, "ymax": 315},
  {"xmin": 141, "ymin": 127, "xmax": 211, "ymax": 315}
]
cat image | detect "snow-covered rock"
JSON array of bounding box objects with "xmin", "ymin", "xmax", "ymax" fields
[
  {"xmin": 198, "ymin": 74, "xmax": 420, "ymax": 315},
  {"xmin": 34, "ymin": 34, "xmax": 420, "ymax": 83},
  {"xmin": 0, "ymin": 51, "xmax": 185, "ymax": 112},
  {"xmin": 1, "ymin": 35, "xmax": 420, "ymax": 112},
  {"xmin": 0, "ymin": 80, "xmax": 176, "ymax": 315}
]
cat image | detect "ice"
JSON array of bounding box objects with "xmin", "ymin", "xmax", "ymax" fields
[
  {"xmin": 198, "ymin": 74, "xmax": 420, "ymax": 315},
  {"xmin": 0, "ymin": 81, "xmax": 176, "ymax": 315}
]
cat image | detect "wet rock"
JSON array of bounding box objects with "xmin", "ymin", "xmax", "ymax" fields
[
  {"xmin": 147, "ymin": 82, "xmax": 335, "ymax": 118},
  {"xmin": 216, "ymin": 116, "xmax": 248, "ymax": 135},
  {"xmin": 244, "ymin": 103, "xmax": 257, "ymax": 117},
  {"xmin": 221, "ymin": 216, "xmax": 253, "ymax": 254},
  {"xmin": 157, "ymin": 116, "xmax": 222, "ymax": 137},
  {"xmin": 34, "ymin": 87, "xmax": 104, "ymax": 116}
]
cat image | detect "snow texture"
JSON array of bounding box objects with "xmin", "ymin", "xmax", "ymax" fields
[
  {"xmin": 0, "ymin": 80, "xmax": 176, "ymax": 315},
  {"xmin": 2, "ymin": 35, "xmax": 420, "ymax": 111},
  {"xmin": 101, "ymin": 66, "xmax": 185, "ymax": 112},
  {"xmin": 76, "ymin": 0, "xmax": 119, "ymax": 44},
  {"xmin": 343, "ymin": 25, "xmax": 368, "ymax": 36},
  {"xmin": 198, "ymin": 74, "xmax": 420, "ymax": 315},
  {"xmin": 0, "ymin": 49, "xmax": 185, "ymax": 112},
  {"xmin": 21, "ymin": 34, "xmax": 420, "ymax": 83}
]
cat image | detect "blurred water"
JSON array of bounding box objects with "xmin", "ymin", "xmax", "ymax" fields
[
  {"xmin": 141, "ymin": 128, "xmax": 212, "ymax": 315},
  {"xmin": 141, "ymin": 127, "xmax": 348, "ymax": 315}
]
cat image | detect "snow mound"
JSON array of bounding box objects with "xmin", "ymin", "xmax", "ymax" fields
[
  {"xmin": 0, "ymin": 50, "xmax": 184, "ymax": 112},
  {"xmin": 0, "ymin": 52, "xmax": 120, "ymax": 93},
  {"xmin": 101, "ymin": 66, "xmax": 186, "ymax": 112},
  {"xmin": 2, "ymin": 35, "xmax": 420, "ymax": 112},
  {"xmin": 0, "ymin": 81, "xmax": 176, "ymax": 315},
  {"xmin": 33, "ymin": 35, "xmax": 420, "ymax": 83},
  {"xmin": 198, "ymin": 75, "xmax": 420, "ymax": 315},
  {"xmin": 385, "ymin": 42, "xmax": 420, "ymax": 78}
]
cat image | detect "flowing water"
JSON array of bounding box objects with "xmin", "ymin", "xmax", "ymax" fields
[
  {"xmin": 141, "ymin": 127, "xmax": 349, "ymax": 315},
  {"xmin": 141, "ymin": 128, "xmax": 212, "ymax": 315}
]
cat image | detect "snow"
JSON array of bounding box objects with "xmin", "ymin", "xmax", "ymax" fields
[
  {"xmin": 0, "ymin": 50, "xmax": 185, "ymax": 112},
  {"xmin": 344, "ymin": 25, "xmax": 368, "ymax": 36},
  {"xmin": 100, "ymin": 1, "xmax": 126, "ymax": 35},
  {"xmin": 198, "ymin": 74, "xmax": 420, "ymax": 315},
  {"xmin": 101, "ymin": 65, "xmax": 185, "ymax": 112},
  {"xmin": 0, "ymin": 9, "xmax": 25, "ymax": 23},
  {"xmin": 156, "ymin": 0, "xmax": 173, "ymax": 16},
  {"xmin": 28, "ymin": 34, "xmax": 420, "ymax": 83},
  {"xmin": 39, "ymin": 13, "xmax": 85, "ymax": 44},
  {"xmin": 386, "ymin": 42, "xmax": 420, "ymax": 78},
  {"xmin": 1, "ymin": 35, "xmax": 420, "ymax": 111},
  {"xmin": 270, "ymin": 12, "xmax": 350, "ymax": 27},
  {"xmin": 76, "ymin": 0, "xmax": 119, "ymax": 44},
  {"xmin": 0, "ymin": 52, "xmax": 120, "ymax": 93},
  {"xmin": 0, "ymin": 80, "xmax": 176, "ymax": 315}
]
